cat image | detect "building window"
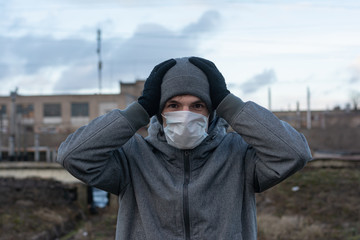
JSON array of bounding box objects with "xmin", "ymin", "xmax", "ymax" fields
[
  {"xmin": 44, "ymin": 103, "xmax": 61, "ymax": 117},
  {"xmin": 0, "ymin": 105, "xmax": 6, "ymax": 116},
  {"xmin": 16, "ymin": 103, "xmax": 34, "ymax": 118},
  {"xmin": 71, "ymin": 102, "xmax": 89, "ymax": 117}
]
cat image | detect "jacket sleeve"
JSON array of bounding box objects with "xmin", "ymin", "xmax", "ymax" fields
[
  {"xmin": 216, "ymin": 94, "xmax": 312, "ymax": 192},
  {"xmin": 56, "ymin": 102, "xmax": 150, "ymax": 195}
]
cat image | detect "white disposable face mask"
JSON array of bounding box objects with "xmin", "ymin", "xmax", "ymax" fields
[{"xmin": 162, "ymin": 111, "xmax": 209, "ymax": 149}]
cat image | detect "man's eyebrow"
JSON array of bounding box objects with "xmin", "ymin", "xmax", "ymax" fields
[
  {"xmin": 166, "ymin": 100, "xmax": 179, "ymax": 104},
  {"xmin": 192, "ymin": 100, "xmax": 206, "ymax": 104},
  {"xmin": 165, "ymin": 99, "xmax": 205, "ymax": 104}
]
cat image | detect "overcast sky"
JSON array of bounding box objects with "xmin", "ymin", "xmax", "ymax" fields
[{"xmin": 1, "ymin": 0, "xmax": 360, "ymax": 111}]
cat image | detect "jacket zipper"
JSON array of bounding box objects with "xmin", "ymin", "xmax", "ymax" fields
[{"xmin": 183, "ymin": 150, "xmax": 190, "ymax": 240}]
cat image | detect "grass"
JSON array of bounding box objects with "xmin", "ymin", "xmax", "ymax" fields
[
  {"xmin": 256, "ymin": 163, "xmax": 360, "ymax": 240},
  {"xmin": 67, "ymin": 163, "xmax": 360, "ymax": 240},
  {"xmin": 60, "ymin": 163, "xmax": 360, "ymax": 240},
  {"xmin": 1, "ymin": 162, "xmax": 359, "ymax": 240}
]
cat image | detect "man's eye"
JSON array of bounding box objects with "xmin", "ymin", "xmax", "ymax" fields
[
  {"xmin": 168, "ymin": 104, "xmax": 178, "ymax": 108},
  {"xmin": 193, "ymin": 104, "xmax": 205, "ymax": 109}
]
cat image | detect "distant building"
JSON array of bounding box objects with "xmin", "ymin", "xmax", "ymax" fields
[
  {"xmin": 0, "ymin": 80, "xmax": 144, "ymax": 134},
  {"xmin": 0, "ymin": 79, "xmax": 359, "ymax": 161},
  {"xmin": 0, "ymin": 80, "xmax": 145, "ymax": 161},
  {"xmin": 274, "ymin": 110, "xmax": 360, "ymax": 129}
]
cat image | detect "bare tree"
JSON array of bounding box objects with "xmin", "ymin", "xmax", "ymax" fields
[{"xmin": 350, "ymin": 90, "xmax": 360, "ymax": 111}]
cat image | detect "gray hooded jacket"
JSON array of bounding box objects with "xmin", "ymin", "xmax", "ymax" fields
[{"xmin": 57, "ymin": 93, "xmax": 312, "ymax": 240}]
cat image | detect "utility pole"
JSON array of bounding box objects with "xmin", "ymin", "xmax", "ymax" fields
[
  {"xmin": 296, "ymin": 101, "xmax": 301, "ymax": 129},
  {"xmin": 16, "ymin": 111, "xmax": 21, "ymax": 160},
  {"xmin": 9, "ymin": 88, "xmax": 18, "ymax": 161},
  {"xmin": 0, "ymin": 105, "xmax": 3, "ymax": 161},
  {"xmin": 306, "ymin": 87, "xmax": 311, "ymax": 130},
  {"xmin": 34, "ymin": 133, "xmax": 39, "ymax": 162},
  {"xmin": 268, "ymin": 87, "xmax": 272, "ymax": 111},
  {"xmin": 97, "ymin": 29, "xmax": 102, "ymax": 94}
]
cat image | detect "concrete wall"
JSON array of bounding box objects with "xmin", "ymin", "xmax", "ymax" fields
[{"xmin": 301, "ymin": 127, "xmax": 360, "ymax": 153}]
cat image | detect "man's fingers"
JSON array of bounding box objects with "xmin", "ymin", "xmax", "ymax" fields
[
  {"xmin": 189, "ymin": 57, "xmax": 218, "ymax": 72},
  {"xmin": 156, "ymin": 59, "xmax": 176, "ymax": 77}
]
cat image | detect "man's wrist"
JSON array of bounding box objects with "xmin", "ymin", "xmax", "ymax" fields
[
  {"xmin": 213, "ymin": 90, "xmax": 230, "ymax": 109},
  {"xmin": 216, "ymin": 94, "xmax": 246, "ymax": 123},
  {"xmin": 138, "ymin": 97, "xmax": 157, "ymax": 117},
  {"xmin": 122, "ymin": 102, "xmax": 150, "ymax": 130}
]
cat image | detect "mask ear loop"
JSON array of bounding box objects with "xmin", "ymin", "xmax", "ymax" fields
[
  {"xmin": 158, "ymin": 114, "xmax": 166, "ymax": 136},
  {"xmin": 204, "ymin": 113, "xmax": 211, "ymax": 132},
  {"xmin": 161, "ymin": 113, "xmax": 167, "ymax": 126}
]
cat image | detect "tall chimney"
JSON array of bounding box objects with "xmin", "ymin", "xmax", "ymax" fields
[
  {"xmin": 306, "ymin": 87, "xmax": 311, "ymax": 129},
  {"xmin": 268, "ymin": 87, "xmax": 272, "ymax": 111}
]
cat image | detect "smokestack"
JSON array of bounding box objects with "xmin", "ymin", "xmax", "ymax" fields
[
  {"xmin": 268, "ymin": 87, "xmax": 272, "ymax": 111},
  {"xmin": 9, "ymin": 88, "xmax": 18, "ymax": 161},
  {"xmin": 306, "ymin": 87, "xmax": 311, "ymax": 129},
  {"xmin": 97, "ymin": 29, "xmax": 102, "ymax": 94},
  {"xmin": 296, "ymin": 101, "xmax": 301, "ymax": 129}
]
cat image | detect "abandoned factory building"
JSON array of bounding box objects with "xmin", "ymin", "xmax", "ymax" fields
[{"xmin": 0, "ymin": 79, "xmax": 359, "ymax": 161}]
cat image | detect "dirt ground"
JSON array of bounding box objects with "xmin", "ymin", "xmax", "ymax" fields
[
  {"xmin": 1, "ymin": 161, "xmax": 360, "ymax": 240},
  {"xmin": 0, "ymin": 177, "xmax": 85, "ymax": 240}
]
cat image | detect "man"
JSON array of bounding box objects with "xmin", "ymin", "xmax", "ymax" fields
[{"xmin": 57, "ymin": 57, "xmax": 312, "ymax": 239}]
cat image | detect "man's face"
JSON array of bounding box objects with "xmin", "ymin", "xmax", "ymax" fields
[{"xmin": 161, "ymin": 95, "xmax": 209, "ymax": 125}]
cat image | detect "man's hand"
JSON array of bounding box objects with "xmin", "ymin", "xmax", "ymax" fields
[
  {"xmin": 138, "ymin": 59, "xmax": 176, "ymax": 117},
  {"xmin": 189, "ymin": 57, "xmax": 230, "ymax": 110}
]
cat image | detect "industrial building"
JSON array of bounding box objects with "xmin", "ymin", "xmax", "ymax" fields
[
  {"xmin": 0, "ymin": 80, "xmax": 145, "ymax": 161},
  {"xmin": 0, "ymin": 79, "xmax": 359, "ymax": 161}
]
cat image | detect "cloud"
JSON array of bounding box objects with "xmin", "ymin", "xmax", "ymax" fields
[
  {"xmin": 107, "ymin": 10, "xmax": 221, "ymax": 81},
  {"xmin": 110, "ymin": 23, "xmax": 192, "ymax": 78},
  {"xmin": 182, "ymin": 10, "xmax": 221, "ymax": 36},
  {"xmin": 348, "ymin": 58, "xmax": 360, "ymax": 84},
  {"xmin": 54, "ymin": 64, "xmax": 96, "ymax": 92},
  {"xmin": 54, "ymin": 10, "xmax": 221, "ymax": 92},
  {"xmin": 240, "ymin": 69, "xmax": 277, "ymax": 94},
  {"xmin": 345, "ymin": 57, "xmax": 360, "ymax": 85},
  {"xmin": 349, "ymin": 74, "xmax": 359, "ymax": 83},
  {"xmin": 0, "ymin": 35, "xmax": 94, "ymax": 76},
  {"xmin": 0, "ymin": 10, "xmax": 221, "ymax": 94}
]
